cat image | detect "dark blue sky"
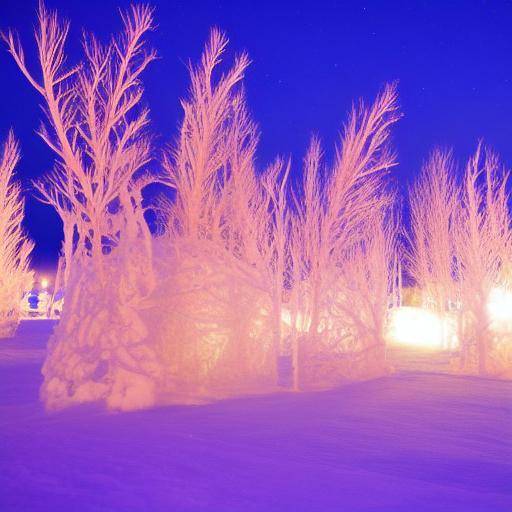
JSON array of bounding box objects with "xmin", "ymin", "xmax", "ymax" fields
[{"xmin": 1, "ymin": 0, "xmax": 511, "ymax": 272}]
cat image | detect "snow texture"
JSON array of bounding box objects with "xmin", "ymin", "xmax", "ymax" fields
[
  {"xmin": 41, "ymin": 258, "xmax": 162, "ymax": 411},
  {"xmin": 1, "ymin": 321, "xmax": 511, "ymax": 511}
]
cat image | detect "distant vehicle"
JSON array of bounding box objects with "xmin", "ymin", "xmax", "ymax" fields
[
  {"xmin": 20, "ymin": 290, "xmax": 63, "ymax": 319},
  {"xmin": 20, "ymin": 292, "xmax": 39, "ymax": 318}
]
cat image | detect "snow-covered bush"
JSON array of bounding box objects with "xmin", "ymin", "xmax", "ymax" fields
[
  {"xmin": 148, "ymin": 241, "xmax": 274, "ymax": 397},
  {"xmin": 43, "ymin": 242, "xmax": 162, "ymax": 410},
  {"xmin": 0, "ymin": 132, "xmax": 34, "ymax": 338}
]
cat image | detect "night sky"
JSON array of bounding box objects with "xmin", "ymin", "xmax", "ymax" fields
[{"xmin": 0, "ymin": 0, "xmax": 511, "ymax": 273}]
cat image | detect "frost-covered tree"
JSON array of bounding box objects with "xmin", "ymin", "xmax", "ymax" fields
[
  {"xmin": 454, "ymin": 145, "xmax": 512, "ymax": 375},
  {"xmin": 408, "ymin": 150, "xmax": 459, "ymax": 348},
  {"xmin": 157, "ymin": 30, "xmax": 282, "ymax": 393},
  {"xmin": 257, "ymin": 159, "xmax": 292, "ymax": 375},
  {"xmin": 4, "ymin": 2, "xmax": 156, "ymax": 278},
  {"xmin": 3, "ymin": 5, "xmax": 407, "ymax": 402},
  {"xmin": 0, "ymin": 132, "xmax": 34, "ymax": 338},
  {"xmin": 326, "ymin": 212, "xmax": 399, "ymax": 374},
  {"xmin": 290, "ymin": 84, "xmax": 400, "ymax": 388},
  {"xmin": 4, "ymin": 3, "xmax": 162, "ymax": 409},
  {"xmin": 164, "ymin": 29, "xmax": 250, "ymax": 239},
  {"xmin": 408, "ymin": 144, "xmax": 512, "ymax": 376}
]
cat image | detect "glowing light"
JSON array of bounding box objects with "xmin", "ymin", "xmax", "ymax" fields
[
  {"xmin": 487, "ymin": 287, "xmax": 512, "ymax": 332},
  {"xmin": 41, "ymin": 278, "xmax": 49, "ymax": 290},
  {"xmin": 386, "ymin": 306, "xmax": 456, "ymax": 349},
  {"xmin": 281, "ymin": 308, "xmax": 311, "ymax": 332}
]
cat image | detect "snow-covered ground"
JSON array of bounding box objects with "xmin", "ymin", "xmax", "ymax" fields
[{"xmin": 1, "ymin": 321, "xmax": 511, "ymax": 511}]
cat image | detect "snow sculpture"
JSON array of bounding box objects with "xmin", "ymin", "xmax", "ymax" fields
[
  {"xmin": 4, "ymin": 3, "xmax": 163, "ymax": 409},
  {"xmin": 0, "ymin": 132, "xmax": 34, "ymax": 338}
]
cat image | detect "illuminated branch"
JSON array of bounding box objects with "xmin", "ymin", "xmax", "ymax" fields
[
  {"xmin": 454, "ymin": 144, "xmax": 512, "ymax": 374},
  {"xmin": 164, "ymin": 28, "xmax": 250, "ymax": 239},
  {"xmin": 3, "ymin": 2, "xmax": 156, "ymax": 279},
  {"xmin": 408, "ymin": 149, "xmax": 459, "ymax": 319},
  {"xmin": 293, "ymin": 84, "xmax": 400, "ymax": 343}
]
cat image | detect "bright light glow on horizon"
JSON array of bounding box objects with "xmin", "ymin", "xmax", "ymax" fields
[
  {"xmin": 387, "ymin": 306, "xmax": 455, "ymax": 349},
  {"xmin": 487, "ymin": 287, "xmax": 512, "ymax": 332},
  {"xmin": 388, "ymin": 287, "xmax": 512, "ymax": 350},
  {"xmin": 41, "ymin": 277, "xmax": 49, "ymax": 290}
]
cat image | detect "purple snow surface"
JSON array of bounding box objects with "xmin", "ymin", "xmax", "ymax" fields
[{"xmin": 1, "ymin": 321, "xmax": 511, "ymax": 511}]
